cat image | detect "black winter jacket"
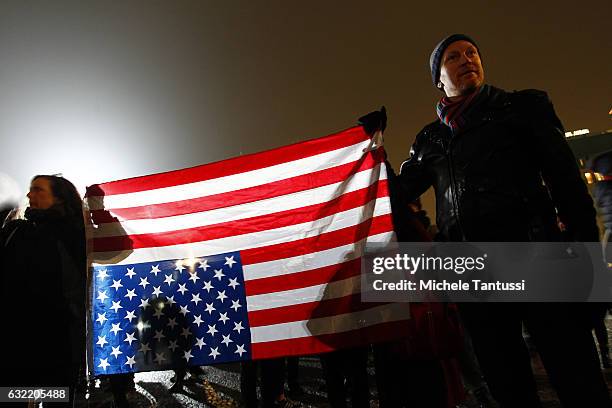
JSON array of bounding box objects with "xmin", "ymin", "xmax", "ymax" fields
[
  {"xmin": 0, "ymin": 208, "xmax": 86, "ymax": 386},
  {"xmin": 396, "ymin": 86, "xmax": 598, "ymax": 242}
]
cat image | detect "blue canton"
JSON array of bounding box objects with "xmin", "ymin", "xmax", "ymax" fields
[{"xmin": 92, "ymin": 251, "xmax": 251, "ymax": 375}]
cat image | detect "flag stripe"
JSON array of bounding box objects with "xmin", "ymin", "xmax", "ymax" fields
[
  {"xmin": 240, "ymin": 214, "xmax": 393, "ymax": 266},
  {"xmin": 244, "ymin": 258, "xmax": 361, "ymax": 296},
  {"xmin": 247, "ymin": 293, "xmax": 389, "ymax": 327},
  {"xmin": 87, "ymin": 132, "xmax": 370, "ymax": 207},
  {"xmin": 250, "ymin": 303, "xmax": 410, "ymax": 343},
  {"xmin": 91, "ymin": 230, "xmax": 394, "ymax": 269},
  {"xmin": 92, "ymin": 165, "xmax": 386, "ymax": 238},
  {"xmin": 91, "ymin": 151, "xmax": 383, "ymax": 222},
  {"xmin": 245, "ymin": 275, "xmax": 361, "ymax": 312},
  {"xmin": 93, "ymin": 182, "xmax": 389, "ymax": 252},
  {"xmin": 250, "ymin": 320, "xmax": 409, "ymax": 359},
  {"xmin": 240, "ymin": 235, "xmax": 384, "ymax": 281}
]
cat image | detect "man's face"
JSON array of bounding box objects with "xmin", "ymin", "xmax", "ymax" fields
[
  {"xmin": 439, "ymin": 40, "xmax": 484, "ymax": 97},
  {"xmin": 27, "ymin": 177, "xmax": 56, "ymax": 210}
]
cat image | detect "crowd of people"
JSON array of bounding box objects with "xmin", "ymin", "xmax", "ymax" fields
[{"xmin": 1, "ymin": 33, "xmax": 612, "ymax": 408}]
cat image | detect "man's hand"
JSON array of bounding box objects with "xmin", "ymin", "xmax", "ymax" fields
[{"xmin": 358, "ymin": 106, "xmax": 387, "ymax": 135}]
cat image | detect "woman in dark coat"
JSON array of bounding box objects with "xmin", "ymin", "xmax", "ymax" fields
[{"xmin": 0, "ymin": 175, "xmax": 86, "ymax": 405}]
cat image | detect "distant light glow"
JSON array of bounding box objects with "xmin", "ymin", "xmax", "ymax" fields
[
  {"xmin": 0, "ymin": 173, "xmax": 22, "ymax": 206},
  {"xmin": 565, "ymin": 129, "xmax": 590, "ymax": 137}
]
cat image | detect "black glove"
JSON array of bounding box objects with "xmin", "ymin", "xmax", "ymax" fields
[{"xmin": 358, "ymin": 106, "xmax": 387, "ymax": 135}]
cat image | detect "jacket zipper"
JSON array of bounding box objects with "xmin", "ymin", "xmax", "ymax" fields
[{"xmin": 446, "ymin": 128, "xmax": 467, "ymax": 241}]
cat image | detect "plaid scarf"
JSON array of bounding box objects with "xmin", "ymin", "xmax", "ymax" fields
[{"xmin": 436, "ymin": 85, "xmax": 489, "ymax": 132}]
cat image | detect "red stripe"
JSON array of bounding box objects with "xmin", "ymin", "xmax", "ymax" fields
[
  {"xmin": 93, "ymin": 181, "xmax": 389, "ymax": 252},
  {"xmin": 86, "ymin": 126, "xmax": 369, "ymax": 197},
  {"xmin": 247, "ymin": 293, "xmax": 389, "ymax": 327},
  {"xmin": 91, "ymin": 149, "xmax": 384, "ymax": 222},
  {"xmin": 250, "ymin": 319, "xmax": 410, "ymax": 359},
  {"xmin": 244, "ymin": 258, "xmax": 362, "ymax": 296},
  {"xmin": 240, "ymin": 213, "xmax": 394, "ymax": 266}
]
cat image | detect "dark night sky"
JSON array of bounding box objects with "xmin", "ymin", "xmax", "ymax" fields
[{"xmin": 0, "ymin": 1, "xmax": 610, "ymax": 216}]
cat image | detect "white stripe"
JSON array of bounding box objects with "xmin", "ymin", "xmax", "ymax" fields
[
  {"xmin": 88, "ymin": 140, "xmax": 371, "ymax": 210},
  {"xmin": 90, "ymin": 211, "xmax": 394, "ymax": 267},
  {"xmin": 243, "ymin": 233, "xmax": 368, "ymax": 281},
  {"xmin": 93, "ymin": 165, "xmax": 386, "ymax": 238},
  {"xmin": 250, "ymin": 303, "xmax": 411, "ymax": 343},
  {"xmin": 246, "ymin": 275, "xmax": 361, "ymax": 312}
]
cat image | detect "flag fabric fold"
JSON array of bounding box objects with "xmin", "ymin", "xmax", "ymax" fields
[{"xmin": 87, "ymin": 126, "xmax": 403, "ymax": 376}]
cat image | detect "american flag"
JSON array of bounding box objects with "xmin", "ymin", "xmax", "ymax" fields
[{"xmin": 87, "ymin": 126, "xmax": 407, "ymax": 376}]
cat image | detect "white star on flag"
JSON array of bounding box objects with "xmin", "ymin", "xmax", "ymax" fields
[
  {"xmin": 224, "ymin": 256, "xmax": 237, "ymax": 268},
  {"xmin": 97, "ymin": 290, "xmax": 109, "ymax": 302},
  {"xmin": 218, "ymin": 312, "xmax": 230, "ymax": 324},
  {"xmin": 138, "ymin": 277, "xmax": 149, "ymax": 289},
  {"xmin": 179, "ymin": 305, "xmax": 190, "ymax": 316},
  {"xmin": 139, "ymin": 298, "xmax": 150, "ymax": 309},
  {"xmin": 204, "ymin": 303, "xmax": 216, "ymax": 314},
  {"xmin": 152, "ymin": 286, "xmax": 163, "ymax": 297},
  {"xmin": 230, "ymin": 299, "xmax": 241, "ymax": 312},
  {"xmin": 195, "ymin": 337, "xmax": 206, "ymax": 349},
  {"xmin": 166, "ymin": 318, "xmax": 178, "ymax": 329},
  {"xmin": 235, "ymin": 344, "xmax": 246, "ymax": 357},
  {"xmin": 233, "ymin": 321, "xmax": 244, "ymax": 334},
  {"xmin": 183, "ymin": 349, "xmax": 193, "ymax": 362},
  {"xmin": 124, "ymin": 310, "xmax": 137, "ymax": 322},
  {"xmin": 111, "ymin": 346, "xmax": 123, "ymax": 358},
  {"xmin": 98, "ymin": 358, "xmax": 110, "ymax": 370},
  {"xmin": 216, "ymin": 290, "xmax": 227, "ymax": 303},
  {"xmin": 96, "ymin": 313, "xmax": 107, "ymax": 325},
  {"xmin": 153, "ymin": 330, "xmax": 165, "ymax": 341},
  {"xmin": 228, "ymin": 277, "xmax": 240, "ymax": 289},
  {"xmin": 191, "ymin": 293, "xmax": 202, "ymax": 305},
  {"xmin": 96, "ymin": 336, "xmax": 108, "ymax": 347},
  {"xmin": 202, "ymin": 281, "xmax": 214, "ymax": 292},
  {"xmin": 209, "ymin": 347, "xmax": 221, "ymax": 359},
  {"xmin": 188, "ymin": 272, "xmax": 200, "ymax": 283},
  {"xmin": 193, "ymin": 314, "xmax": 204, "ymax": 327},
  {"xmin": 221, "ymin": 334, "xmax": 233, "ymax": 346},
  {"xmin": 177, "ymin": 283, "xmax": 188, "ymax": 295},
  {"xmin": 138, "ymin": 343, "xmax": 151, "ymax": 354},
  {"xmin": 110, "ymin": 300, "xmax": 123, "ymax": 313},
  {"xmin": 198, "ymin": 260, "xmax": 210, "ymax": 270},
  {"xmin": 213, "ymin": 269, "xmax": 225, "ymax": 281},
  {"xmin": 207, "ymin": 324, "xmax": 218, "ymax": 337},
  {"xmin": 110, "ymin": 279, "xmax": 123, "ymax": 291},
  {"xmin": 97, "ymin": 269, "xmax": 109, "ymax": 280},
  {"xmin": 150, "ymin": 264, "xmax": 161, "ymax": 276},
  {"xmin": 125, "ymin": 355, "xmax": 136, "ymax": 368},
  {"xmin": 125, "ymin": 267, "xmax": 136, "ymax": 279},
  {"xmin": 181, "ymin": 327, "xmax": 192, "ymax": 338},
  {"xmin": 164, "ymin": 274, "xmax": 175, "ymax": 286},
  {"xmin": 110, "ymin": 323, "xmax": 123, "ymax": 336},
  {"xmin": 124, "ymin": 289, "xmax": 137, "ymax": 300},
  {"xmin": 154, "ymin": 352, "xmax": 166, "ymax": 365},
  {"xmin": 124, "ymin": 332, "xmax": 137, "ymax": 346}
]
